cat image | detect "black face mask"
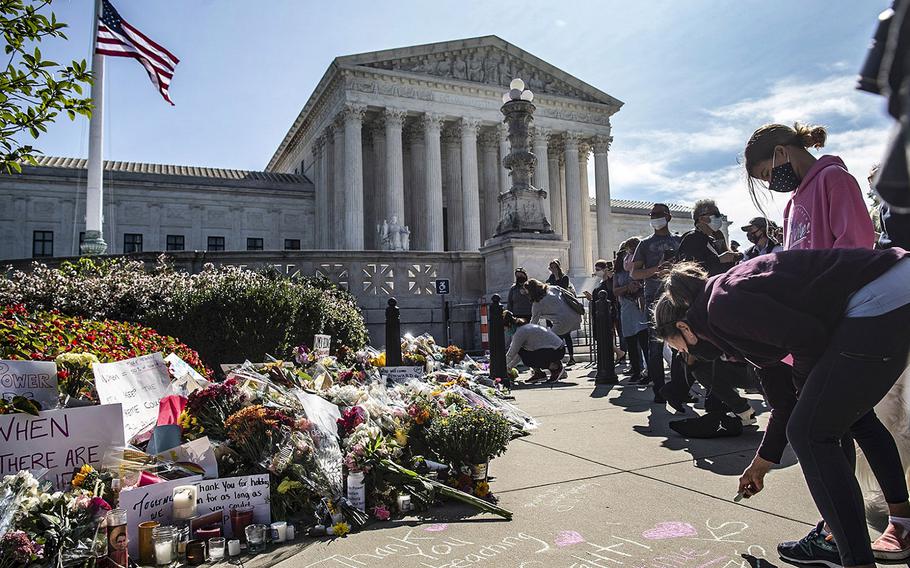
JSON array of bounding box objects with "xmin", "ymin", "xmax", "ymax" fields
[
  {"xmin": 746, "ymin": 231, "xmax": 762, "ymax": 244},
  {"xmin": 684, "ymin": 335, "xmax": 724, "ymax": 362},
  {"xmin": 768, "ymin": 159, "xmax": 801, "ymax": 193}
]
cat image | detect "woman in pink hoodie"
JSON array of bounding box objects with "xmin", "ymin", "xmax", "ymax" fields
[
  {"xmin": 744, "ymin": 123, "xmax": 875, "ymax": 250},
  {"xmin": 742, "ymin": 124, "xmax": 908, "ymax": 566}
]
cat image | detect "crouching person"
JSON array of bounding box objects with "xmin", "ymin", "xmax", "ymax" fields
[{"xmin": 503, "ymin": 310, "xmax": 568, "ymax": 384}]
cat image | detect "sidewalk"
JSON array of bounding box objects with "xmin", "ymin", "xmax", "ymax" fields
[{"xmin": 262, "ymin": 365, "xmax": 886, "ymax": 568}]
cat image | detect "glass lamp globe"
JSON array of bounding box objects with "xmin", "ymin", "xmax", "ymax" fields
[
  {"xmin": 520, "ymin": 90, "xmax": 534, "ymax": 102},
  {"xmin": 508, "ymin": 88, "xmax": 522, "ymax": 100},
  {"xmin": 501, "ymin": 92, "xmax": 511, "ymax": 104},
  {"xmin": 509, "ymin": 78, "xmax": 525, "ymax": 91}
]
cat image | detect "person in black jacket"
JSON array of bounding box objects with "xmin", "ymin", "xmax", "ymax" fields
[
  {"xmin": 507, "ymin": 267, "xmax": 532, "ymax": 321},
  {"xmin": 545, "ymin": 258, "xmax": 575, "ymax": 365}
]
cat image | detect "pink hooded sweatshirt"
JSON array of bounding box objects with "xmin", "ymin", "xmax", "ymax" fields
[{"xmin": 783, "ymin": 155, "xmax": 875, "ymax": 251}]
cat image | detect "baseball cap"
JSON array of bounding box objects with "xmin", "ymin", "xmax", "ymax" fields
[{"xmin": 740, "ymin": 217, "xmax": 768, "ymax": 232}]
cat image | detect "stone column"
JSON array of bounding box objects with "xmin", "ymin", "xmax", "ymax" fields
[
  {"xmin": 460, "ymin": 118, "xmax": 482, "ymax": 251},
  {"xmin": 593, "ymin": 135, "xmax": 614, "ymax": 259},
  {"xmin": 479, "ymin": 128, "xmax": 501, "ymax": 241},
  {"xmin": 368, "ymin": 121, "xmax": 386, "ymax": 245},
  {"xmin": 331, "ymin": 119, "xmax": 345, "ymax": 250},
  {"xmin": 563, "ymin": 133, "xmax": 585, "ymax": 276},
  {"xmin": 442, "ymin": 124, "xmax": 463, "ymax": 250},
  {"xmin": 405, "ymin": 121, "xmax": 426, "ymax": 249},
  {"xmin": 312, "ymin": 134, "xmax": 328, "ymax": 248},
  {"xmin": 532, "ymin": 127, "xmax": 551, "ymax": 217},
  {"xmin": 547, "ymin": 144, "xmax": 563, "ymax": 236},
  {"xmin": 423, "ymin": 113, "xmax": 445, "ymax": 252},
  {"xmin": 384, "ymin": 107, "xmax": 406, "ymax": 230},
  {"xmin": 498, "ymin": 123, "xmax": 509, "ymax": 193},
  {"xmin": 579, "ymin": 141, "xmax": 593, "ymax": 272},
  {"xmin": 342, "ymin": 103, "xmax": 366, "ymax": 250}
]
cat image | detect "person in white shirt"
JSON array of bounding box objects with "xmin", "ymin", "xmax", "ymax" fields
[
  {"xmin": 524, "ymin": 279, "xmax": 583, "ymax": 336},
  {"xmin": 504, "ymin": 311, "xmax": 568, "ymax": 384}
]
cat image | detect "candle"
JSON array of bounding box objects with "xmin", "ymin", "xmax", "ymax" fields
[
  {"xmin": 227, "ymin": 539, "xmax": 241, "ymax": 557},
  {"xmin": 397, "ymin": 494, "xmax": 412, "ymax": 512},
  {"xmin": 172, "ymin": 486, "xmax": 198, "ymax": 520},
  {"xmin": 154, "ymin": 541, "xmax": 173, "ymax": 564},
  {"xmin": 185, "ymin": 540, "xmax": 206, "ymax": 566},
  {"xmin": 270, "ymin": 521, "xmax": 287, "ymax": 543},
  {"xmin": 286, "ymin": 524, "xmax": 295, "ymax": 541},
  {"xmin": 229, "ymin": 505, "xmax": 254, "ymax": 543},
  {"xmin": 208, "ymin": 537, "xmax": 226, "ymax": 561}
]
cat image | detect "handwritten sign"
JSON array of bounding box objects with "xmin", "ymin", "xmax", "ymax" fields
[
  {"xmin": 0, "ymin": 360, "xmax": 58, "ymax": 410},
  {"xmin": 380, "ymin": 366, "xmax": 425, "ymax": 384},
  {"xmin": 118, "ymin": 476, "xmax": 203, "ymax": 557},
  {"xmin": 93, "ymin": 353, "xmax": 171, "ymax": 442},
  {"xmin": 155, "ymin": 436, "xmax": 218, "ymax": 479},
  {"xmin": 0, "ymin": 404, "xmax": 125, "ymax": 489},
  {"xmin": 119, "ymin": 474, "xmax": 269, "ymax": 556},
  {"xmin": 164, "ymin": 353, "xmax": 210, "ymax": 396},
  {"xmin": 314, "ymin": 334, "xmax": 332, "ymax": 358}
]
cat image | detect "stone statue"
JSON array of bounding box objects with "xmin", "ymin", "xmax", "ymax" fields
[
  {"xmin": 401, "ymin": 226, "xmax": 411, "ymax": 251},
  {"xmin": 377, "ymin": 216, "xmax": 410, "ymax": 250},
  {"xmin": 484, "ymin": 55, "xmax": 500, "ymax": 85},
  {"xmin": 498, "ymin": 56, "xmax": 511, "ymax": 86},
  {"xmin": 468, "ymin": 54, "xmax": 484, "ymax": 82},
  {"xmin": 436, "ymin": 56, "xmax": 452, "ymax": 77},
  {"xmin": 378, "ymin": 220, "xmax": 389, "ymax": 248},
  {"xmin": 388, "ymin": 215, "xmax": 403, "ymax": 250},
  {"xmin": 453, "ymin": 55, "xmax": 467, "ymax": 80}
]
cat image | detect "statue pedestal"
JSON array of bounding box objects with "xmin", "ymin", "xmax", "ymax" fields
[
  {"xmin": 496, "ymin": 187, "xmax": 552, "ymax": 235},
  {"xmin": 480, "ymin": 233, "xmax": 570, "ymax": 299}
]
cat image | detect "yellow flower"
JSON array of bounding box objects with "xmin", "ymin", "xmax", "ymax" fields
[
  {"xmin": 475, "ymin": 481, "xmax": 490, "ymax": 498},
  {"xmin": 394, "ymin": 428, "xmax": 409, "ymax": 446},
  {"xmin": 71, "ymin": 464, "xmax": 94, "ymax": 488},
  {"xmin": 331, "ymin": 522, "xmax": 351, "ymax": 537}
]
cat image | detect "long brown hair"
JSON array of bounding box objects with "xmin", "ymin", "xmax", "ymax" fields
[
  {"xmin": 743, "ymin": 122, "xmax": 827, "ymax": 213},
  {"xmin": 523, "ymin": 278, "xmax": 548, "ymax": 302},
  {"xmin": 651, "ymin": 262, "xmax": 709, "ymax": 340}
]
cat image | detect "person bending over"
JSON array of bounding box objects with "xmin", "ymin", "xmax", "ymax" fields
[{"xmin": 503, "ymin": 310, "xmax": 567, "ymax": 384}]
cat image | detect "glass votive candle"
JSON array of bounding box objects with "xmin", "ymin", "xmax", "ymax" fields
[
  {"xmin": 245, "ymin": 524, "xmax": 267, "ymax": 554},
  {"xmin": 227, "ymin": 539, "xmax": 241, "ymax": 557},
  {"xmin": 208, "ymin": 537, "xmax": 226, "ymax": 561},
  {"xmin": 270, "ymin": 521, "xmax": 287, "ymax": 543},
  {"xmin": 185, "ymin": 539, "xmax": 206, "ymax": 566},
  {"xmin": 229, "ymin": 505, "xmax": 254, "ymax": 543},
  {"xmin": 152, "ymin": 525, "xmax": 176, "ymax": 567}
]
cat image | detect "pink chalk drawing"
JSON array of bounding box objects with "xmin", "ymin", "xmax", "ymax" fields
[
  {"xmin": 555, "ymin": 530, "xmax": 586, "ymax": 547},
  {"xmin": 424, "ymin": 524, "xmax": 448, "ymax": 532},
  {"xmin": 642, "ymin": 522, "xmax": 698, "ymax": 540}
]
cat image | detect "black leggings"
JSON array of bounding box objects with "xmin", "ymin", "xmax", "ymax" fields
[
  {"xmin": 690, "ymin": 360, "xmax": 753, "ymax": 415},
  {"xmin": 625, "ymin": 330, "xmax": 649, "ymax": 378},
  {"xmin": 786, "ymin": 302, "xmax": 910, "ymax": 566},
  {"xmin": 560, "ymin": 333, "xmax": 574, "ymax": 360}
]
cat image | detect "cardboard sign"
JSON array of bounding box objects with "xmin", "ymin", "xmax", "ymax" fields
[
  {"xmin": 313, "ymin": 334, "xmax": 332, "ymax": 358},
  {"xmin": 0, "ymin": 360, "xmax": 58, "ymax": 410},
  {"xmin": 93, "ymin": 353, "xmax": 171, "ymax": 442},
  {"xmin": 164, "ymin": 353, "xmax": 210, "ymax": 396},
  {"xmin": 0, "ymin": 404, "xmax": 125, "ymax": 489},
  {"xmin": 380, "ymin": 366, "xmax": 425, "ymax": 384},
  {"xmin": 119, "ymin": 474, "xmax": 269, "ymax": 557},
  {"xmin": 118, "ymin": 476, "xmax": 203, "ymax": 557}
]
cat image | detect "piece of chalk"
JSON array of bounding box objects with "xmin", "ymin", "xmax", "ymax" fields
[{"xmin": 734, "ymin": 492, "xmax": 744, "ymax": 502}]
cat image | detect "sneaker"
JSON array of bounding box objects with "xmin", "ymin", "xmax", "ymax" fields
[
  {"xmin": 546, "ymin": 369, "xmax": 568, "ymax": 384},
  {"xmin": 659, "ymin": 384, "xmax": 688, "ymax": 414},
  {"xmin": 526, "ymin": 370, "xmax": 547, "ymax": 384},
  {"xmin": 548, "ymin": 361, "xmax": 564, "ymax": 383},
  {"xmin": 669, "ymin": 413, "xmax": 743, "ymax": 438},
  {"xmin": 777, "ymin": 522, "xmax": 842, "ymax": 568},
  {"xmin": 873, "ymin": 520, "xmax": 910, "ymax": 561},
  {"xmin": 737, "ymin": 409, "xmax": 758, "ymax": 427}
]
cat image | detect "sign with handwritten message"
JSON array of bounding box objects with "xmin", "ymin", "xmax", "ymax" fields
[
  {"xmin": 118, "ymin": 476, "xmax": 203, "ymax": 557},
  {"xmin": 93, "ymin": 353, "xmax": 171, "ymax": 442},
  {"xmin": 380, "ymin": 366, "xmax": 425, "ymax": 384},
  {"xmin": 0, "ymin": 404, "xmax": 124, "ymax": 489},
  {"xmin": 0, "ymin": 360, "xmax": 58, "ymax": 410},
  {"xmin": 314, "ymin": 334, "xmax": 332, "ymax": 358}
]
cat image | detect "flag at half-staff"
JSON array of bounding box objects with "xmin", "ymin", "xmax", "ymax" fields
[{"xmin": 95, "ymin": 0, "xmax": 180, "ymax": 104}]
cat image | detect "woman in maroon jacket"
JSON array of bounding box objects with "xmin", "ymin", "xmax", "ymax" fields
[{"xmin": 652, "ymin": 248, "xmax": 910, "ymax": 568}]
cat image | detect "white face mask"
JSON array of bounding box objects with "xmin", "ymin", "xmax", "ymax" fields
[
  {"xmin": 650, "ymin": 217, "xmax": 668, "ymax": 230},
  {"xmin": 708, "ymin": 215, "xmax": 724, "ymax": 231},
  {"xmin": 595, "ymin": 269, "xmax": 605, "ymax": 278}
]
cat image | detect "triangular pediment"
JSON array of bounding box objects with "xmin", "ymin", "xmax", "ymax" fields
[{"xmin": 336, "ymin": 35, "xmax": 623, "ymax": 110}]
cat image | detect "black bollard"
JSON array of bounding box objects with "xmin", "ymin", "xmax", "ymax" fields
[
  {"xmin": 594, "ymin": 290, "xmax": 617, "ymax": 384},
  {"xmin": 385, "ymin": 298, "xmax": 402, "ymax": 367},
  {"xmin": 488, "ymin": 294, "xmax": 508, "ymax": 385},
  {"xmin": 588, "ymin": 296, "xmax": 597, "ymax": 369}
]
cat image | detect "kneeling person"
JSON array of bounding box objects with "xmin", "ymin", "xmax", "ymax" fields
[{"xmin": 504, "ymin": 311, "xmax": 567, "ymax": 383}]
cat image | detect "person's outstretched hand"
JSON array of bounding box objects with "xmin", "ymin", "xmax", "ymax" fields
[{"xmin": 738, "ymin": 455, "xmax": 773, "ymax": 499}]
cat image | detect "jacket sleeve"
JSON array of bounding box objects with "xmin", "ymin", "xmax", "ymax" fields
[
  {"xmin": 755, "ymin": 364, "xmax": 797, "ymax": 463},
  {"xmin": 506, "ymin": 328, "xmax": 524, "ymax": 368},
  {"xmin": 530, "ymin": 300, "xmax": 541, "ymax": 326},
  {"xmin": 823, "ymin": 168, "xmax": 876, "ymax": 249}
]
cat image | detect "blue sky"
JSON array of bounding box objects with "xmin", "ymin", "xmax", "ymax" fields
[{"xmin": 31, "ymin": 0, "xmax": 893, "ymax": 242}]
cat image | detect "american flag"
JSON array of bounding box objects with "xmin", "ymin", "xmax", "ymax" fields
[{"xmin": 95, "ymin": 0, "xmax": 180, "ymax": 105}]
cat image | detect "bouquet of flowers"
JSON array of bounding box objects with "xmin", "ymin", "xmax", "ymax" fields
[
  {"xmin": 54, "ymin": 352, "xmax": 100, "ymax": 402},
  {"xmin": 441, "ymin": 345, "xmax": 466, "ymax": 365},
  {"xmin": 224, "ymin": 404, "xmax": 295, "ymax": 467},
  {"xmin": 179, "ymin": 377, "xmax": 248, "ymax": 441}
]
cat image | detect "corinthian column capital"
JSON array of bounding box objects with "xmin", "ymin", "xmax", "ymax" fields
[
  {"xmin": 460, "ymin": 117, "xmax": 481, "ymax": 137},
  {"xmin": 533, "ymin": 127, "xmax": 552, "ymax": 144},
  {"xmin": 593, "ymin": 135, "xmax": 613, "ymax": 155},
  {"xmin": 479, "ymin": 128, "xmax": 500, "ymax": 148},
  {"xmin": 422, "ymin": 112, "xmax": 444, "ymax": 132},
  {"xmin": 341, "ymin": 102, "xmax": 367, "ymax": 122},
  {"xmin": 383, "ymin": 107, "xmax": 407, "ymax": 128}
]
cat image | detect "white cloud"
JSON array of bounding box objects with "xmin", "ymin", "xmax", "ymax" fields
[{"xmin": 554, "ymin": 19, "xmax": 567, "ymax": 27}]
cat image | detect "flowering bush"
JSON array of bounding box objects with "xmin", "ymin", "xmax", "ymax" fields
[
  {"xmin": 0, "ymin": 258, "xmax": 369, "ymax": 368},
  {"xmin": 0, "ymin": 305, "xmax": 210, "ymax": 400}
]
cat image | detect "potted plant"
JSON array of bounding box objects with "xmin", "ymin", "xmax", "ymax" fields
[{"xmin": 424, "ymin": 407, "xmax": 512, "ymax": 481}]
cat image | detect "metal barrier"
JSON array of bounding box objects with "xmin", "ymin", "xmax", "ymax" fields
[
  {"xmin": 594, "ymin": 290, "xmax": 618, "ymax": 383},
  {"xmin": 385, "ymin": 298, "xmax": 402, "ymax": 366},
  {"xmin": 488, "ymin": 294, "xmax": 508, "ymax": 386}
]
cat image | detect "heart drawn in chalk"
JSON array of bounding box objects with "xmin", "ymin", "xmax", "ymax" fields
[
  {"xmin": 555, "ymin": 530, "xmax": 585, "ymax": 547},
  {"xmin": 642, "ymin": 522, "xmax": 698, "ymax": 540},
  {"xmin": 424, "ymin": 524, "xmax": 448, "ymax": 532}
]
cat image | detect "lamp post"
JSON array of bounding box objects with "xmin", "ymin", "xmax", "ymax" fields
[{"xmin": 496, "ymin": 78, "xmax": 552, "ymax": 236}]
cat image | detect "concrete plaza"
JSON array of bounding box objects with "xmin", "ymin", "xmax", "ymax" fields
[{"xmin": 250, "ymin": 365, "xmax": 890, "ymax": 568}]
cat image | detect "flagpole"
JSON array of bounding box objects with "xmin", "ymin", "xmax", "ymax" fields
[{"xmin": 82, "ymin": 0, "xmax": 107, "ymax": 256}]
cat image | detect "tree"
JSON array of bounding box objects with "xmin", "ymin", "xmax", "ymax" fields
[{"xmin": 0, "ymin": 0, "xmax": 92, "ymax": 174}]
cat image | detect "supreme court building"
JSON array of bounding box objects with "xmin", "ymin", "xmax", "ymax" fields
[{"xmin": 0, "ymin": 36, "xmax": 691, "ymax": 345}]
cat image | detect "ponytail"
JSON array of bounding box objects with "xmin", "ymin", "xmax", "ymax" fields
[{"xmin": 650, "ymin": 262, "xmax": 708, "ymax": 340}]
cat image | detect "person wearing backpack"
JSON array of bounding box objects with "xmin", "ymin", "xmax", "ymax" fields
[
  {"xmin": 545, "ymin": 259, "xmax": 576, "ymax": 365},
  {"xmin": 524, "ymin": 278, "xmax": 583, "ymax": 362}
]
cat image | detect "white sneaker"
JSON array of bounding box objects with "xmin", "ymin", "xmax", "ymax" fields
[{"xmin": 737, "ymin": 409, "xmax": 757, "ymax": 426}]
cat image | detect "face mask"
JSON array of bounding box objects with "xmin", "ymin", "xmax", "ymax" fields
[
  {"xmin": 684, "ymin": 334, "xmax": 724, "ymax": 362},
  {"xmin": 707, "ymin": 215, "xmax": 724, "ymax": 231},
  {"xmin": 746, "ymin": 231, "xmax": 762, "ymax": 244},
  {"xmin": 768, "ymin": 152, "xmax": 800, "ymax": 193},
  {"xmin": 595, "ymin": 269, "xmax": 605, "ymax": 278},
  {"xmin": 650, "ymin": 217, "xmax": 668, "ymax": 230}
]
